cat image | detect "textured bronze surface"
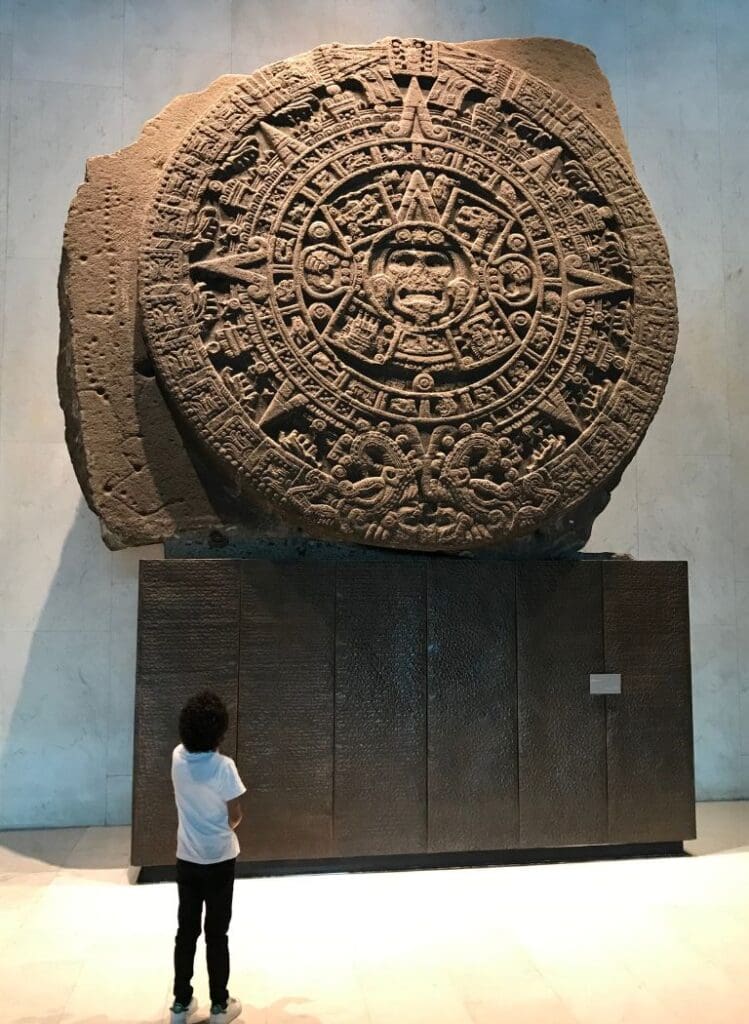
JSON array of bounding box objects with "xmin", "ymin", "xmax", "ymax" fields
[
  {"xmin": 427, "ymin": 560, "xmax": 518, "ymax": 851},
  {"xmin": 61, "ymin": 37, "xmax": 676, "ymax": 553},
  {"xmin": 132, "ymin": 560, "xmax": 241, "ymax": 866},
  {"xmin": 132, "ymin": 558, "xmax": 695, "ymax": 866},
  {"xmin": 604, "ymin": 561, "xmax": 695, "ymax": 843},
  {"xmin": 333, "ymin": 563, "xmax": 428, "ymax": 856},
  {"xmin": 517, "ymin": 561, "xmax": 607, "ymax": 847},
  {"xmin": 237, "ymin": 562, "xmax": 335, "ymax": 860}
]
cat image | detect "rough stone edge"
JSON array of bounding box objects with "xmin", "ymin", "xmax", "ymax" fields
[
  {"xmin": 58, "ymin": 77, "xmax": 242, "ymax": 549},
  {"xmin": 58, "ymin": 38, "xmax": 643, "ymax": 553}
]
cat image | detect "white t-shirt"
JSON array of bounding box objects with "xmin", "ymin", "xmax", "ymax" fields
[{"xmin": 171, "ymin": 745, "xmax": 246, "ymax": 864}]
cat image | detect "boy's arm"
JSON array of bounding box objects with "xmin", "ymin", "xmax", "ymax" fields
[
  {"xmin": 221, "ymin": 756, "xmax": 246, "ymax": 829},
  {"xmin": 227, "ymin": 795, "xmax": 243, "ymax": 830}
]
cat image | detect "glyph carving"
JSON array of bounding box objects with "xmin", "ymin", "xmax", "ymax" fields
[
  {"xmin": 59, "ymin": 38, "xmax": 676, "ymax": 552},
  {"xmin": 139, "ymin": 38, "xmax": 676, "ymax": 550}
]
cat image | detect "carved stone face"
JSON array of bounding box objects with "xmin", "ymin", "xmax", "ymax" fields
[
  {"xmin": 386, "ymin": 246, "xmax": 453, "ymax": 320},
  {"xmin": 366, "ymin": 225, "xmax": 475, "ymax": 329}
]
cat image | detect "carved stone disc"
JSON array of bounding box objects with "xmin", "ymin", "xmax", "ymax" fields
[{"xmin": 139, "ymin": 37, "xmax": 677, "ymax": 551}]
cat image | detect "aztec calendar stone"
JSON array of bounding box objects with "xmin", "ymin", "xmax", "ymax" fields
[{"xmin": 75, "ymin": 38, "xmax": 679, "ymax": 552}]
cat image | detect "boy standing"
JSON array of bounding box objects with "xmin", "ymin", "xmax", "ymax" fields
[{"xmin": 169, "ymin": 690, "xmax": 246, "ymax": 1024}]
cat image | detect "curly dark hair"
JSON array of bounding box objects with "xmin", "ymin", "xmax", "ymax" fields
[{"xmin": 179, "ymin": 690, "xmax": 229, "ymax": 753}]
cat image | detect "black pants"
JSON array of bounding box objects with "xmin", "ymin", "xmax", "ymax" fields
[{"xmin": 173, "ymin": 856, "xmax": 236, "ymax": 1006}]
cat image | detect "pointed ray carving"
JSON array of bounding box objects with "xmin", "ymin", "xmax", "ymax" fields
[
  {"xmin": 385, "ymin": 77, "xmax": 446, "ymax": 140},
  {"xmin": 397, "ymin": 170, "xmax": 441, "ymax": 223},
  {"xmin": 566, "ymin": 254, "xmax": 632, "ymax": 304},
  {"xmin": 259, "ymin": 122, "xmax": 307, "ymax": 165},
  {"xmin": 522, "ymin": 146, "xmax": 563, "ymax": 182},
  {"xmin": 258, "ymin": 379, "xmax": 307, "ymax": 428},
  {"xmin": 192, "ymin": 248, "xmax": 268, "ymax": 286},
  {"xmin": 537, "ymin": 387, "xmax": 583, "ymax": 433}
]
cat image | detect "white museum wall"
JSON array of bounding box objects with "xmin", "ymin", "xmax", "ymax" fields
[{"xmin": 0, "ymin": 0, "xmax": 746, "ymax": 828}]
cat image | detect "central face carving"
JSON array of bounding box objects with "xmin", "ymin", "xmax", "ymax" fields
[
  {"xmin": 367, "ymin": 225, "xmax": 474, "ymax": 327},
  {"xmin": 387, "ymin": 245, "xmax": 451, "ymax": 319}
]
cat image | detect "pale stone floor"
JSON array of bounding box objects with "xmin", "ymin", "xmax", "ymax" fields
[{"xmin": 1, "ymin": 805, "xmax": 749, "ymax": 1024}]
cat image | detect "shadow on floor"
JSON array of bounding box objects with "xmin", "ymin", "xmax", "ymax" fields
[
  {"xmin": 0, "ymin": 825, "xmax": 130, "ymax": 872},
  {"xmin": 13, "ymin": 997, "xmax": 322, "ymax": 1024}
]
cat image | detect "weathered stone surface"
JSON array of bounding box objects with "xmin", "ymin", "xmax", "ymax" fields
[
  {"xmin": 59, "ymin": 37, "xmax": 677, "ymax": 553},
  {"xmin": 58, "ymin": 79, "xmax": 231, "ymax": 549}
]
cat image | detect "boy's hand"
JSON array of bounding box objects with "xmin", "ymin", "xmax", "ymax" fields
[{"xmin": 227, "ymin": 796, "xmax": 243, "ymax": 830}]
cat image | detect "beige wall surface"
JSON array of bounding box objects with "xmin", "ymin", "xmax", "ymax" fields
[{"xmin": 0, "ymin": 0, "xmax": 747, "ymax": 826}]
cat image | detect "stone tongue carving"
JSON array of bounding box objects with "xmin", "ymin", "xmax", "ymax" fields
[{"xmin": 60, "ymin": 38, "xmax": 677, "ymax": 553}]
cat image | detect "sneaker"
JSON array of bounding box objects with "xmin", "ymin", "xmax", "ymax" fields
[
  {"xmin": 170, "ymin": 997, "xmax": 197, "ymax": 1023},
  {"xmin": 209, "ymin": 996, "xmax": 241, "ymax": 1024}
]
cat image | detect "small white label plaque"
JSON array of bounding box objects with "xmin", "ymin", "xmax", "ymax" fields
[{"xmin": 590, "ymin": 673, "xmax": 622, "ymax": 695}]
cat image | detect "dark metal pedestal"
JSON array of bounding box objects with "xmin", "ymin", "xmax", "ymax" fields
[{"xmin": 131, "ymin": 558, "xmax": 696, "ymax": 870}]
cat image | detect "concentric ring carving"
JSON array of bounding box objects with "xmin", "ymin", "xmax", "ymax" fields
[{"xmin": 139, "ymin": 38, "xmax": 677, "ymax": 550}]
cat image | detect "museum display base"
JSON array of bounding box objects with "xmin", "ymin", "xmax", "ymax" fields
[
  {"xmin": 137, "ymin": 841, "xmax": 685, "ymax": 883},
  {"xmin": 131, "ymin": 557, "xmax": 696, "ymax": 870}
]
